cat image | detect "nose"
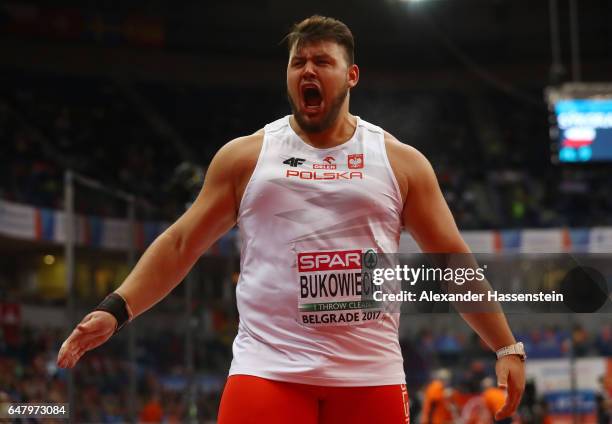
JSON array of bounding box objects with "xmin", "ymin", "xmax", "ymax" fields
[{"xmin": 302, "ymin": 60, "xmax": 316, "ymax": 78}]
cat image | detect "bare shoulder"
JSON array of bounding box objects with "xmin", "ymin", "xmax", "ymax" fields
[
  {"xmin": 209, "ymin": 129, "xmax": 264, "ymax": 178},
  {"xmin": 383, "ymin": 131, "xmax": 429, "ymax": 169},
  {"xmin": 383, "ymin": 131, "xmax": 433, "ymax": 203},
  {"xmin": 216, "ymin": 128, "xmax": 264, "ymax": 163},
  {"xmin": 206, "ymin": 129, "xmax": 265, "ymax": 205}
]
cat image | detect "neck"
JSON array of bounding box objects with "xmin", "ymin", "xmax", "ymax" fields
[{"xmin": 290, "ymin": 106, "xmax": 357, "ymax": 149}]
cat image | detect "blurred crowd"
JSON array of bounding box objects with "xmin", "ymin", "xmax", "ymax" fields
[
  {"xmin": 2, "ymin": 318, "xmax": 612, "ymax": 423},
  {"xmin": 409, "ymin": 323, "xmax": 612, "ymax": 367},
  {"xmin": 2, "ymin": 69, "xmax": 612, "ymax": 228},
  {"xmin": 0, "ymin": 324, "xmax": 227, "ymax": 423},
  {"xmin": 0, "ymin": 70, "xmax": 184, "ymax": 219}
]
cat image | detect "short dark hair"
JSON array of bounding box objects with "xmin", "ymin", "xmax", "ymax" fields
[{"xmin": 285, "ymin": 15, "xmax": 355, "ymax": 65}]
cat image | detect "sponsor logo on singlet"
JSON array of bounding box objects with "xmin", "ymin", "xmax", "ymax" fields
[
  {"xmin": 298, "ymin": 250, "xmax": 361, "ymax": 272},
  {"xmin": 297, "ymin": 248, "xmax": 383, "ymax": 327},
  {"xmin": 348, "ymin": 153, "xmax": 364, "ymax": 169},
  {"xmin": 283, "ymin": 157, "xmax": 306, "ymax": 167},
  {"xmin": 313, "ymin": 156, "xmax": 336, "ymax": 170}
]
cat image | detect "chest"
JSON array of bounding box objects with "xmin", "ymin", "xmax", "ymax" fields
[{"xmin": 243, "ymin": 142, "xmax": 399, "ymax": 221}]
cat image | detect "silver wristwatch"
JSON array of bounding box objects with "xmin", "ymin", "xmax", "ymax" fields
[{"xmin": 496, "ymin": 342, "xmax": 526, "ymax": 361}]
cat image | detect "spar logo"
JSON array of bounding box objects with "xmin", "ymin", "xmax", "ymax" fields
[
  {"xmin": 298, "ymin": 250, "xmax": 362, "ymax": 272},
  {"xmin": 348, "ymin": 153, "xmax": 364, "ymax": 169},
  {"xmin": 313, "ymin": 155, "xmax": 336, "ymax": 170}
]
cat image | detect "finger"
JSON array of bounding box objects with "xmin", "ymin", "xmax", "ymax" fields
[
  {"xmin": 63, "ymin": 348, "xmax": 84, "ymax": 368},
  {"xmin": 58, "ymin": 327, "xmax": 112, "ymax": 368},
  {"xmin": 57, "ymin": 324, "xmax": 114, "ymax": 368},
  {"xmin": 62, "ymin": 351, "xmax": 78, "ymax": 368},
  {"xmin": 57, "ymin": 333, "xmax": 88, "ymax": 367},
  {"xmin": 81, "ymin": 336, "xmax": 105, "ymax": 352},
  {"xmin": 507, "ymin": 365, "xmax": 526, "ymax": 412},
  {"xmin": 58, "ymin": 345, "xmax": 82, "ymax": 368},
  {"xmin": 58, "ymin": 337, "xmax": 75, "ymax": 360},
  {"xmin": 69, "ymin": 329, "xmax": 108, "ymax": 353},
  {"xmin": 58, "ymin": 329, "xmax": 87, "ymax": 357},
  {"xmin": 57, "ymin": 340, "xmax": 78, "ymax": 368},
  {"xmin": 495, "ymin": 399, "xmax": 513, "ymax": 420},
  {"xmin": 60, "ymin": 334, "xmax": 101, "ymax": 356},
  {"xmin": 499, "ymin": 395, "xmax": 521, "ymax": 421},
  {"xmin": 78, "ymin": 333, "xmax": 109, "ymax": 353},
  {"xmin": 495, "ymin": 381, "xmax": 521, "ymax": 420},
  {"xmin": 510, "ymin": 379, "xmax": 525, "ymax": 411},
  {"xmin": 496, "ymin": 363, "xmax": 509, "ymax": 389},
  {"xmin": 65, "ymin": 341, "xmax": 92, "ymax": 368}
]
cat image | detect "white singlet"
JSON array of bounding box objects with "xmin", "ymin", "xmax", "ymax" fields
[{"xmin": 229, "ymin": 115, "xmax": 405, "ymax": 386}]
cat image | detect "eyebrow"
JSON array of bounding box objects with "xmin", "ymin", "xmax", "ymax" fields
[{"xmin": 291, "ymin": 53, "xmax": 334, "ymax": 61}]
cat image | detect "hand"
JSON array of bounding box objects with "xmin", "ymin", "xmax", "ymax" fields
[
  {"xmin": 57, "ymin": 311, "xmax": 117, "ymax": 368},
  {"xmin": 495, "ymin": 355, "xmax": 526, "ymax": 420}
]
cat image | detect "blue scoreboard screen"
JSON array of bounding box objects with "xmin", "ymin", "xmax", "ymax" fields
[{"xmin": 553, "ymin": 99, "xmax": 612, "ymax": 163}]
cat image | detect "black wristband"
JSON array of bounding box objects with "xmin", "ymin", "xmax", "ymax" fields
[{"xmin": 95, "ymin": 293, "xmax": 130, "ymax": 333}]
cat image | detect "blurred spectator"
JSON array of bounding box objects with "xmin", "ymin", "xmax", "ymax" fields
[
  {"xmin": 140, "ymin": 392, "xmax": 164, "ymax": 423},
  {"xmin": 572, "ymin": 324, "xmax": 590, "ymax": 357},
  {"xmin": 596, "ymin": 325, "xmax": 612, "ymax": 357},
  {"xmin": 420, "ymin": 369, "xmax": 455, "ymax": 424},
  {"xmin": 595, "ymin": 376, "xmax": 612, "ymax": 424}
]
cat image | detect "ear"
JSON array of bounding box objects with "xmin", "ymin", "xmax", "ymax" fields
[{"xmin": 347, "ymin": 64, "xmax": 359, "ymax": 88}]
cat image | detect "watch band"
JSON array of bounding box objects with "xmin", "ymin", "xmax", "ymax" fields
[{"xmin": 496, "ymin": 342, "xmax": 526, "ymax": 361}]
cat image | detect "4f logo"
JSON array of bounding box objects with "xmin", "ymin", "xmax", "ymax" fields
[
  {"xmin": 348, "ymin": 154, "xmax": 364, "ymax": 169},
  {"xmin": 283, "ymin": 157, "xmax": 306, "ymax": 167}
]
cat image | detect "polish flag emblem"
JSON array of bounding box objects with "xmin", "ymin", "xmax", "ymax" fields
[
  {"xmin": 348, "ymin": 154, "xmax": 364, "ymax": 169},
  {"xmin": 562, "ymin": 127, "xmax": 596, "ymax": 148}
]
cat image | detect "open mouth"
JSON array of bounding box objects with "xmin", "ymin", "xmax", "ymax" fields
[{"xmin": 302, "ymin": 85, "xmax": 323, "ymax": 110}]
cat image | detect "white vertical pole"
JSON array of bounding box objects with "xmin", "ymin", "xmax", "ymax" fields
[
  {"xmin": 569, "ymin": 0, "xmax": 582, "ymax": 81},
  {"xmin": 64, "ymin": 169, "xmax": 75, "ymax": 424},
  {"xmin": 548, "ymin": 0, "xmax": 564, "ymax": 81},
  {"xmin": 127, "ymin": 197, "xmax": 137, "ymax": 423}
]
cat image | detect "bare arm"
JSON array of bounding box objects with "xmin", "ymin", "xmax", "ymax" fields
[
  {"xmin": 386, "ymin": 133, "xmax": 524, "ymax": 419},
  {"xmin": 116, "ymin": 131, "xmax": 262, "ymax": 316},
  {"xmin": 115, "ymin": 142, "xmax": 238, "ymax": 317},
  {"xmin": 400, "ymin": 145, "xmax": 516, "ymax": 350},
  {"xmin": 57, "ymin": 132, "xmax": 262, "ymax": 368}
]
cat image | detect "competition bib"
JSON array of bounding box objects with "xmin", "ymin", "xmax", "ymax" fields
[{"xmin": 297, "ymin": 248, "xmax": 383, "ymax": 327}]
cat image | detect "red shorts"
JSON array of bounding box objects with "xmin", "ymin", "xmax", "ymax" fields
[{"xmin": 218, "ymin": 375, "xmax": 410, "ymax": 424}]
